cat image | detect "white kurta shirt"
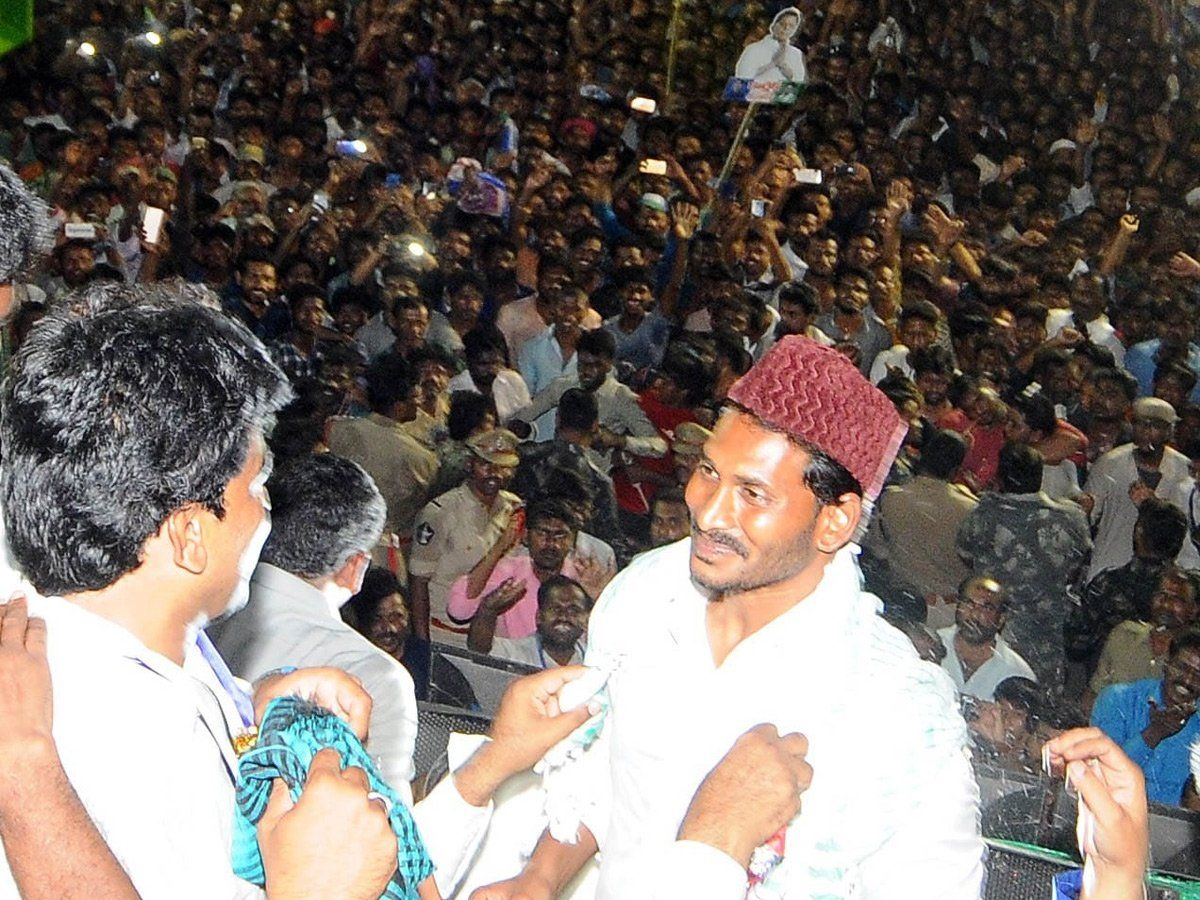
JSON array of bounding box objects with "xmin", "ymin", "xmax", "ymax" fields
[
  {"xmin": 447, "ymin": 368, "xmax": 532, "ymax": 426},
  {"xmin": 1085, "ymin": 444, "xmax": 1192, "ymax": 580},
  {"xmin": 567, "ymin": 540, "xmax": 983, "ymax": 899},
  {"xmin": 937, "ymin": 625, "xmax": 1038, "ymax": 700}
]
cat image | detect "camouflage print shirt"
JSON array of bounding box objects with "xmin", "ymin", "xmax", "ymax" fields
[
  {"xmin": 956, "ymin": 491, "xmax": 1092, "ymax": 612},
  {"xmin": 956, "ymin": 491, "xmax": 1092, "ymax": 686}
]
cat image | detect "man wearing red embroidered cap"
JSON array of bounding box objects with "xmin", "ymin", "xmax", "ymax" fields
[{"xmin": 478, "ymin": 336, "xmax": 983, "ymax": 900}]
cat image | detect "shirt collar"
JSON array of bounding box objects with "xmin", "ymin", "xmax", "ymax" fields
[
  {"xmin": 660, "ymin": 543, "xmax": 876, "ymax": 654},
  {"xmin": 252, "ymin": 563, "xmax": 341, "ymax": 622}
]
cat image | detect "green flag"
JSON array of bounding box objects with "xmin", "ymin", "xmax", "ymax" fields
[{"xmin": 0, "ymin": 0, "xmax": 33, "ymax": 58}]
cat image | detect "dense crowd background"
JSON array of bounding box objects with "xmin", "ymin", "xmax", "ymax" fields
[{"xmin": 7, "ymin": 0, "xmax": 1200, "ymax": 813}]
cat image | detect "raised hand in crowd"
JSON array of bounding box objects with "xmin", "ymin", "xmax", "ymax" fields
[{"xmin": 1044, "ymin": 729, "xmax": 1148, "ymax": 900}]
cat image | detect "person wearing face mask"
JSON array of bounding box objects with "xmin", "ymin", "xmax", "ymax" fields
[{"xmin": 209, "ymin": 451, "xmax": 418, "ymax": 800}]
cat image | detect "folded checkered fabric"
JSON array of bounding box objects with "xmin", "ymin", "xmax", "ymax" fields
[{"xmin": 232, "ymin": 696, "xmax": 433, "ymax": 899}]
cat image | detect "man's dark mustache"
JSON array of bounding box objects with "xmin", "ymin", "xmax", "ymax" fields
[{"xmin": 691, "ymin": 524, "xmax": 749, "ymax": 558}]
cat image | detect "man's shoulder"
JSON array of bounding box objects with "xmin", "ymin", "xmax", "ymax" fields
[
  {"xmin": 1097, "ymin": 676, "xmax": 1156, "ymax": 708},
  {"xmin": 855, "ymin": 612, "xmax": 967, "ymax": 737},
  {"xmin": 1041, "ymin": 494, "xmax": 1089, "ymax": 522},
  {"xmin": 1093, "ymin": 444, "xmax": 1134, "ymax": 468},
  {"xmin": 993, "ymin": 636, "xmax": 1035, "ymax": 674},
  {"xmin": 422, "ymin": 483, "xmax": 470, "ymax": 516},
  {"xmin": 29, "ymin": 599, "xmax": 202, "ymax": 742},
  {"xmin": 1127, "ymin": 339, "xmax": 1158, "ymax": 358},
  {"xmin": 325, "ymin": 627, "xmax": 414, "ymax": 694},
  {"xmin": 1108, "ymin": 619, "xmax": 1153, "ymax": 643},
  {"xmin": 592, "ymin": 540, "xmax": 692, "ymax": 624}
]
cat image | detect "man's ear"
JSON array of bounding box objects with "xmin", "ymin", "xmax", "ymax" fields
[
  {"xmin": 814, "ymin": 492, "xmax": 863, "ymax": 555},
  {"xmin": 164, "ymin": 506, "xmax": 209, "ymax": 575},
  {"xmin": 333, "ymin": 551, "xmax": 370, "ymax": 594}
]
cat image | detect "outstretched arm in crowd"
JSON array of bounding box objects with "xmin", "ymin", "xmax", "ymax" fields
[
  {"xmin": 1097, "ymin": 215, "xmax": 1139, "ymax": 278},
  {"xmin": 658, "ymin": 201, "xmax": 699, "ymax": 323},
  {"xmin": 463, "ymin": 514, "xmax": 525, "ymax": 602}
]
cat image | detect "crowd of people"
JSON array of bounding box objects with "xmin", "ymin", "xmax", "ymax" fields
[{"xmin": 3, "ymin": 0, "xmax": 1200, "ymax": 892}]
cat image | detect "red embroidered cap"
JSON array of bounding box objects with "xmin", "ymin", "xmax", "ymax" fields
[{"xmin": 726, "ymin": 336, "xmax": 907, "ymax": 500}]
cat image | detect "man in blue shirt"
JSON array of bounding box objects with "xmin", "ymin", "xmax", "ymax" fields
[
  {"xmin": 1091, "ymin": 631, "xmax": 1200, "ymax": 805},
  {"xmin": 1124, "ymin": 298, "xmax": 1200, "ymax": 404},
  {"xmin": 602, "ymin": 267, "xmax": 672, "ymax": 378}
]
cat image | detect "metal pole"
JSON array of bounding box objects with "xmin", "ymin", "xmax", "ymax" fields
[{"xmin": 664, "ymin": 0, "xmax": 684, "ymax": 108}]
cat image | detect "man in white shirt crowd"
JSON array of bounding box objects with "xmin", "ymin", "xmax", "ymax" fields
[
  {"xmin": 468, "ymin": 574, "xmax": 590, "ymax": 668},
  {"xmin": 938, "ymin": 576, "xmax": 1037, "ymax": 701},
  {"xmin": 477, "ymin": 336, "xmax": 982, "ymax": 900},
  {"xmin": 510, "ymin": 327, "xmax": 668, "ymax": 470},
  {"xmin": 208, "ymin": 452, "xmax": 419, "ymax": 797},
  {"xmin": 447, "ymin": 325, "xmax": 532, "ymax": 426}
]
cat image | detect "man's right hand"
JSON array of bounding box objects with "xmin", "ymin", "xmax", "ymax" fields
[
  {"xmin": 496, "ymin": 511, "xmax": 525, "ymax": 555},
  {"xmin": 677, "ymin": 724, "xmax": 812, "ymax": 868},
  {"xmin": 259, "ymin": 748, "xmax": 398, "ymax": 900},
  {"xmin": 455, "ymin": 667, "xmax": 597, "ymax": 806},
  {"xmin": 1143, "ymin": 698, "xmax": 1193, "ymax": 748}
]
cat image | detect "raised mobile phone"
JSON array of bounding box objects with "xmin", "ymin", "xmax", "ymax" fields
[
  {"xmin": 142, "ymin": 206, "xmax": 166, "ymax": 245},
  {"xmin": 64, "ymin": 222, "xmax": 97, "ymax": 240}
]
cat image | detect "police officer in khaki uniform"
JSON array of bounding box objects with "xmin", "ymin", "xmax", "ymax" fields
[{"xmin": 409, "ymin": 428, "xmax": 523, "ymax": 645}]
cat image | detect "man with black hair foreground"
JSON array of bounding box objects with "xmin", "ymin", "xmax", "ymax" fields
[
  {"xmin": 0, "ymin": 162, "xmax": 54, "ymax": 598},
  {"xmin": 0, "ymin": 283, "xmax": 398, "ymax": 898},
  {"xmin": 209, "ymin": 452, "xmax": 418, "ymax": 797},
  {"xmin": 478, "ymin": 337, "xmax": 981, "ymax": 900}
]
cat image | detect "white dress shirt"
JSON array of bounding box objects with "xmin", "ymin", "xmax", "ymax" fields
[
  {"xmin": 0, "ymin": 596, "xmax": 263, "ymax": 899},
  {"xmin": 447, "ymin": 368, "xmax": 533, "ymax": 425},
  {"xmin": 565, "ymin": 540, "xmax": 983, "ymax": 899},
  {"xmin": 1085, "ymin": 444, "xmax": 1192, "ymax": 580},
  {"xmin": 937, "ymin": 626, "xmax": 1037, "ymax": 700},
  {"xmin": 489, "ymin": 635, "xmax": 586, "ymax": 668},
  {"xmin": 208, "ymin": 563, "xmax": 418, "ymax": 798},
  {"xmin": 1046, "ymin": 308, "xmax": 1125, "ymax": 367}
]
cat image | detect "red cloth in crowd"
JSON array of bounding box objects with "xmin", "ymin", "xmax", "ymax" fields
[{"xmin": 613, "ymin": 389, "xmax": 697, "ymax": 515}]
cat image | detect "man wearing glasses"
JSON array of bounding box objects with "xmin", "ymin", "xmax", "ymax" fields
[{"xmin": 938, "ymin": 576, "xmax": 1036, "ymax": 701}]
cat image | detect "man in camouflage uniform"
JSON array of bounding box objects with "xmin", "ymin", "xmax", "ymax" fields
[{"xmin": 957, "ymin": 442, "xmax": 1092, "ymax": 692}]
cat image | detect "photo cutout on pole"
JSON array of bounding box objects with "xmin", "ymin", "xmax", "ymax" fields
[{"xmin": 724, "ymin": 7, "xmax": 807, "ymax": 105}]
